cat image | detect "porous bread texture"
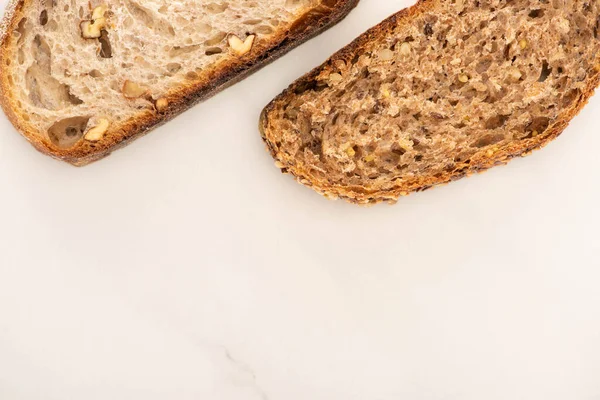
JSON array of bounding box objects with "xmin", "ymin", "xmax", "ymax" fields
[
  {"xmin": 2, "ymin": 0, "xmax": 313, "ymax": 152},
  {"xmin": 0, "ymin": 0, "xmax": 356, "ymax": 165},
  {"xmin": 262, "ymin": 0, "xmax": 600, "ymax": 205}
]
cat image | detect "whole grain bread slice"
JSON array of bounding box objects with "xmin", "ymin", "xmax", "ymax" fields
[
  {"xmin": 260, "ymin": 0, "xmax": 600, "ymax": 205},
  {"xmin": 0, "ymin": 0, "xmax": 358, "ymax": 166}
]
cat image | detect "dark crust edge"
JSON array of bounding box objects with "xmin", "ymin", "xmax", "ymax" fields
[
  {"xmin": 0, "ymin": 0, "xmax": 360, "ymax": 166},
  {"xmin": 260, "ymin": 0, "xmax": 600, "ymax": 205}
]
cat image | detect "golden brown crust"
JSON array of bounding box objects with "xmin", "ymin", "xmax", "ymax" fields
[
  {"xmin": 260, "ymin": 0, "xmax": 600, "ymax": 205},
  {"xmin": 0, "ymin": 0, "xmax": 359, "ymax": 166}
]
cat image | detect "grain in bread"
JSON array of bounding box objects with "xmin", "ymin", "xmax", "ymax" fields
[{"xmin": 261, "ymin": 0, "xmax": 600, "ymax": 204}]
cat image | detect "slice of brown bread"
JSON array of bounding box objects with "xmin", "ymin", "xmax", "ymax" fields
[
  {"xmin": 0, "ymin": 0, "xmax": 358, "ymax": 166},
  {"xmin": 261, "ymin": 0, "xmax": 600, "ymax": 205}
]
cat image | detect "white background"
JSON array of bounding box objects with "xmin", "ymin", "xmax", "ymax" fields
[{"xmin": 1, "ymin": 1, "xmax": 600, "ymax": 399}]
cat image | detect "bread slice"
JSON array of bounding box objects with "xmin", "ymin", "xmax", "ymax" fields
[
  {"xmin": 0, "ymin": 0, "xmax": 358, "ymax": 166},
  {"xmin": 260, "ymin": 0, "xmax": 600, "ymax": 205}
]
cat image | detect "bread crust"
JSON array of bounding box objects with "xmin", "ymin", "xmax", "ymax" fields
[
  {"xmin": 260, "ymin": 0, "xmax": 600, "ymax": 205},
  {"xmin": 0, "ymin": 0, "xmax": 359, "ymax": 166}
]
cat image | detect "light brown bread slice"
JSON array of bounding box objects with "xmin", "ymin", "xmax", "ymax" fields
[
  {"xmin": 261, "ymin": 0, "xmax": 600, "ymax": 205},
  {"xmin": 0, "ymin": 0, "xmax": 358, "ymax": 166}
]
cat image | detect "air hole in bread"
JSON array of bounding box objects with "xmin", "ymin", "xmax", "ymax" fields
[
  {"xmin": 166, "ymin": 63, "xmax": 182, "ymax": 74},
  {"xmin": 562, "ymin": 89, "xmax": 581, "ymax": 107},
  {"xmin": 424, "ymin": 23, "xmax": 434, "ymax": 37},
  {"xmin": 109, "ymin": 80, "xmax": 120, "ymax": 91},
  {"xmin": 205, "ymin": 47, "xmax": 223, "ymax": 56},
  {"xmin": 26, "ymin": 65, "xmax": 83, "ymax": 109},
  {"xmin": 303, "ymin": 138, "xmax": 322, "ymax": 156},
  {"xmin": 46, "ymin": 19, "xmax": 57, "ymax": 31},
  {"xmin": 39, "ymin": 10, "xmax": 48, "ymax": 26},
  {"xmin": 476, "ymin": 57, "xmax": 492, "ymax": 74},
  {"xmin": 391, "ymin": 143, "xmax": 407, "ymax": 156},
  {"xmin": 204, "ymin": 32, "xmax": 227, "ymax": 47},
  {"xmin": 125, "ymin": 0, "xmax": 175, "ymax": 36},
  {"xmin": 169, "ymin": 45, "xmax": 201, "ymax": 58},
  {"xmin": 293, "ymin": 79, "xmax": 326, "ymax": 95},
  {"xmin": 97, "ymin": 31, "xmax": 112, "ymax": 59},
  {"xmin": 47, "ymin": 116, "xmax": 90, "ymax": 148},
  {"xmin": 529, "ymin": 9, "xmax": 544, "ymax": 18},
  {"xmin": 29, "ymin": 34, "xmax": 49, "ymax": 65},
  {"xmin": 256, "ymin": 25, "xmax": 274, "ymax": 34},
  {"xmin": 538, "ymin": 61, "xmax": 552, "ymax": 82},
  {"xmin": 285, "ymin": 0, "xmax": 306, "ymax": 8},
  {"xmin": 472, "ymin": 133, "xmax": 504, "ymax": 148},
  {"xmin": 14, "ymin": 18, "xmax": 28, "ymax": 45},
  {"xmin": 125, "ymin": 1, "xmax": 153, "ymax": 27},
  {"xmin": 526, "ymin": 117, "xmax": 550, "ymax": 136},
  {"xmin": 205, "ymin": 3, "xmax": 229, "ymax": 14},
  {"xmin": 26, "ymin": 35, "xmax": 83, "ymax": 110},
  {"xmin": 484, "ymin": 115, "xmax": 509, "ymax": 130}
]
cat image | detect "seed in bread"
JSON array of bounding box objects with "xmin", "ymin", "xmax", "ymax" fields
[
  {"xmin": 84, "ymin": 118, "xmax": 109, "ymax": 142},
  {"xmin": 122, "ymin": 80, "xmax": 149, "ymax": 100},
  {"xmin": 80, "ymin": 5, "xmax": 108, "ymax": 39},
  {"xmin": 228, "ymin": 34, "xmax": 256, "ymax": 56}
]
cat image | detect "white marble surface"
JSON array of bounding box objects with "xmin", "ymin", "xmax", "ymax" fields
[{"xmin": 1, "ymin": 1, "xmax": 600, "ymax": 399}]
